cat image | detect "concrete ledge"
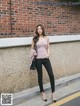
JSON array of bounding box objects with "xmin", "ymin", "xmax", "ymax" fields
[
  {"xmin": 13, "ymin": 73, "xmax": 80, "ymax": 100},
  {"xmin": 0, "ymin": 35, "xmax": 80, "ymax": 48}
]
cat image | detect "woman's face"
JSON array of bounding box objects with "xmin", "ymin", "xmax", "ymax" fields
[{"xmin": 37, "ymin": 26, "xmax": 43, "ymax": 35}]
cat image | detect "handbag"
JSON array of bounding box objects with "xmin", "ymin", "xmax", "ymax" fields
[
  {"xmin": 30, "ymin": 37, "xmax": 38, "ymax": 70},
  {"xmin": 30, "ymin": 57, "xmax": 36, "ymax": 70}
]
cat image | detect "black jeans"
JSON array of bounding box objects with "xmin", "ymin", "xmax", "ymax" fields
[{"xmin": 35, "ymin": 58, "xmax": 55, "ymax": 93}]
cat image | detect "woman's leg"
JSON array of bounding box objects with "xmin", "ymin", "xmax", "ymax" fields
[
  {"xmin": 42, "ymin": 58, "xmax": 55, "ymax": 93},
  {"xmin": 42, "ymin": 58, "xmax": 57, "ymax": 102},
  {"xmin": 35, "ymin": 59, "xmax": 44, "ymax": 92},
  {"xmin": 35, "ymin": 59, "xmax": 47, "ymax": 101}
]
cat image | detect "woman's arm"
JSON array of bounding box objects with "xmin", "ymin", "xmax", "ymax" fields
[
  {"xmin": 47, "ymin": 37, "xmax": 50, "ymax": 56},
  {"xmin": 30, "ymin": 39, "xmax": 37, "ymax": 60},
  {"xmin": 31, "ymin": 39, "xmax": 34, "ymax": 49},
  {"xmin": 46, "ymin": 36, "xmax": 50, "ymax": 57}
]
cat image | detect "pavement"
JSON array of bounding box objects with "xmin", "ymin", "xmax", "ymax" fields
[{"xmin": 0, "ymin": 73, "xmax": 80, "ymax": 106}]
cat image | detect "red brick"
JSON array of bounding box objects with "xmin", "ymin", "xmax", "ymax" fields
[{"xmin": 0, "ymin": 0, "xmax": 80, "ymax": 37}]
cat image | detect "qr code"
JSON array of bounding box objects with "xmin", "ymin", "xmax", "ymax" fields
[{"xmin": 1, "ymin": 93, "xmax": 13, "ymax": 105}]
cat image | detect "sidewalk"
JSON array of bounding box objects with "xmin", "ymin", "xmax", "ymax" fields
[
  {"xmin": 0, "ymin": 73, "xmax": 80, "ymax": 106},
  {"xmin": 12, "ymin": 73, "xmax": 80, "ymax": 106},
  {"xmin": 14, "ymin": 81, "xmax": 80, "ymax": 106}
]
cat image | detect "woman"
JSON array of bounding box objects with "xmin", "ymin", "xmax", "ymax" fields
[{"xmin": 30, "ymin": 24, "xmax": 57, "ymax": 102}]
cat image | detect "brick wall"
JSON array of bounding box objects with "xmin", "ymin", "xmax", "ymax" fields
[
  {"xmin": 0, "ymin": 0, "xmax": 80, "ymax": 38},
  {"xmin": 0, "ymin": 0, "xmax": 11, "ymax": 37}
]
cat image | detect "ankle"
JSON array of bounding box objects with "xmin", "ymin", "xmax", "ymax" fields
[
  {"xmin": 41, "ymin": 92, "xmax": 47, "ymax": 101},
  {"xmin": 52, "ymin": 92, "xmax": 56, "ymax": 95},
  {"xmin": 41, "ymin": 92, "xmax": 46, "ymax": 97},
  {"xmin": 52, "ymin": 92, "xmax": 56, "ymax": 98}
]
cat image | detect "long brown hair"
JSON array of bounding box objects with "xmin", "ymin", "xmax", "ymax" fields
[
  {"xmin": 33, "ymin": 24, "xmax": 46, "ymax": 50},
  {"xmin": 35, "ymin": 24, "xmax": 46, "ymax": 37}
]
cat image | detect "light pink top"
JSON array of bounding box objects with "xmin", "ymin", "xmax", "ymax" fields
[{"xmin": 36, "ymin": 37, "xmax": 49, "ymax": 59}]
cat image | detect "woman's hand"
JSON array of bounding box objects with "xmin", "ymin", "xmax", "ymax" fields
[{"xmin": 33, "ymin": 49, "xmax": 37, "ymax": 56}]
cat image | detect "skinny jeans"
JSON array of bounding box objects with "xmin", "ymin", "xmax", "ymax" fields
[{"xmin": 35, "ymin": 58, "xmax": 55, "ymax": 93}]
